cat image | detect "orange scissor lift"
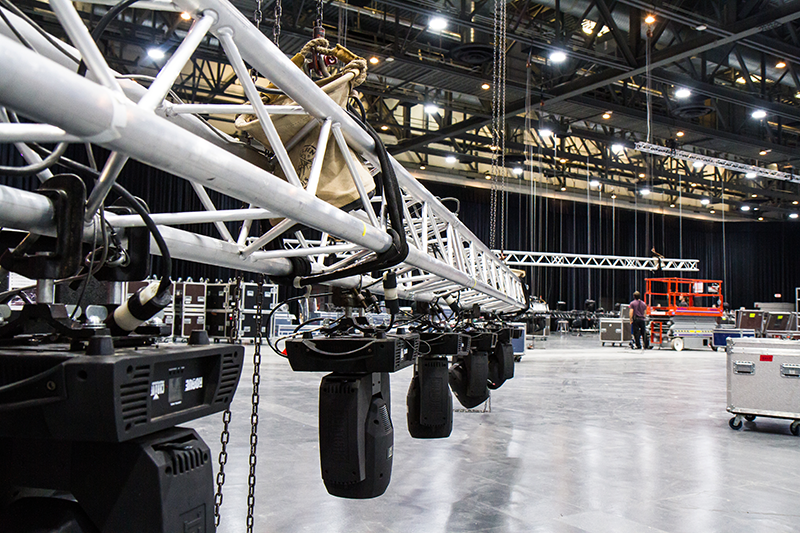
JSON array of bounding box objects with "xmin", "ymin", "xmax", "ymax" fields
[{"xmin": 645, "ymin": 278, "xmax": 724, "ymax": 351}]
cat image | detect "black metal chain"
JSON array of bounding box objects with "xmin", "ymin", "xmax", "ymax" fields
[
  {"xmin": 254, "ymin": 0, "xmax": 263, "ymax": 29},
  {"xmin": 273, "ymin": 0, "xmax": 281, "ymax": 47},
  {"xmin": 246, "ymin": 274, "xmax": 265, "ymax": 533},
  {"xmin": 315, "ymin": 0, "xmax": 323, "ymax": 29},
  {"xmin": 213, "ymin": 408, "xmax": 232, "ymax": 527}
]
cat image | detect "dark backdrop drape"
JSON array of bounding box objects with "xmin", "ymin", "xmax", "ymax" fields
[{"xmin": 3, "ymin": 144, "xmax": 798, "ymax": 309}]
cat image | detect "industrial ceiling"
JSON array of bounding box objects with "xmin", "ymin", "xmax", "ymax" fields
[{"xmin": 14, "ymin": 0, "xmax": 800, "ymax": 221}]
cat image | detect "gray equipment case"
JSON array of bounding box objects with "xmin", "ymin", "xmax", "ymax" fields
[{"xmin": 726, "ymin": 337, "xmax": 800, "ymax": 435}]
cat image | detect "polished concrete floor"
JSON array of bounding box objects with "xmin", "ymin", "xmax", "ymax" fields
[{"xmin": 192, "ymin": 333, "xmax": 800, "ymax": 533}]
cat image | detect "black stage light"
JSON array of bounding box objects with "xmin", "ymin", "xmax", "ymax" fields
[
  {"xmin": 319, "ymin": 372, "xmax": 393, "ymax": 499},
  {"xmin": 448, "ymin": 351, "xmax": 489, "ymax": 408},
  {"xmin": 488, "ymin": 338, "xmax": 514, "ymax": 389},
  {"xmin": 407, "ymin": 356, "xmax": 452, "ymax": 438}
]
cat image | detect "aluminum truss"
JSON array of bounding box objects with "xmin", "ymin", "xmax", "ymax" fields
[
  {"xmin": 500, "ymin": 251, "xmax": 699, "ymax": 272},
  {"xmin": 634, "ymin": 142, "xmax": 798, "ymax": 183},
  {"xmin": 0, "ymin": 0, "xmax": 526, "ymax": 312}
]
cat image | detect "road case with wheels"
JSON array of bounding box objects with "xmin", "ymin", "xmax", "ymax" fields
[{"xmin": 726, "ymin": 337, "xmax": 800, "ymax": 435}]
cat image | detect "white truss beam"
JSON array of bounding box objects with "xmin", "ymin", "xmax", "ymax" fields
[
  {"xmin": 499, "ymin": 251, "xmax": 699, "ymax": 271},
  {"xmin": 635, "ymin": 141, "xmax": 798, "ymax": 183},
  {"xmin": 0, "ymin": 2, "xmax": 526, "ymax": 312}
]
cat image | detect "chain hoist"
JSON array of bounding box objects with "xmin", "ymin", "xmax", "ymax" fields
[
  {"xmin": 214, "ymin": 273, "xmax": 242, "ymax": 527},
  {"xmin": 246, "ymin": 274, "xmax": 265, "ymax": 533},
  {"xmin": 273, "ymin": 0, "xmax": 282, "ymax": 47}
]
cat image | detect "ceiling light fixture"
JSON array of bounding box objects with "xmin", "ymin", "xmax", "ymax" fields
[
  {"xmin": 481, "ymin": 83, "xmax": 491, "ymax": 90},
  {"xmin": 776, "ymin": 61, "xmax": 787, "ymax": 69},
  {"xmin": 736, "ymin": 76, "xmax": 746, "ymax": 84},
  {"xmin": 147, "ymin": 48, "xmax": 165, "ymax": 60},
  {"xmin": 560, "ymin": 186, "xmax": 567, "ymax": 191},
  {"xmin": 445, "ymin": 155, "xmax": 457, "ymax": 164},
  {"xmin": 589, "ymin": 179, "xmax": 600, "ymax": 187},
  {"xmin": 670, "ymin": 203, "xmax": 676, "ymax": 208},
  {"xmin": 640, "ymin": 188, "xmax": 651, "ymax": 196},
  {"xmin": 549, "ymin": 50, "xmax": 567, "ymax": 63},
  {"xmin": 602, "ymin": 112, "xmax": 611, "ymax": 119},
  {"xmin": 180, "ymin": 11, "xmax": 192, "ymax": 20},
  {"xmin": 644, "ymin": 14, "xmax": 656, "ymax": 24},
  {"xmin": 710, "ymin": 209, "xmax": 716, "ymax": 214},
  {"xmin": 741, "ymin": 205, "xmax": 751, "ymax": 211},
  {"xmin": 611, "ymin": 143, "xmax": 624, "ymax": 153},
  {"xmin": 791, "ymin": 213, "xmax": 799, "ymax": 219},
  {"xmin": 676, "ymin": 131, "xmax": 685, "ymax": 137},
  {"xmin": 758, "ymin": 217, "xmax": 764, "ymax": 221},
  {"xmin": 611, "ymin": 194, "xmax": 617, "ymax": 199},
  {"xmin": 751, "ymin": 109, "xmax": 767, "ymax": 119},
  {"xmin": 700, "ymin": 198, "xmax": 710, "ymax": 205},
  {"xmin": 693, "ymin": 161, "xmax": 704, "ymax": 168},
  {"xmin": 369, "ymin": 57, "xmax": 380, "ymax": 65},
  {"xmin": 380, "ymin": 125, "xmax": 389, "ymax": 131},
  {"xmin": 794, "ymin": 200, "xmax": 799, "ymax": 205},
  {"xmin": 751, "ymin": 194, "xmax": 758, "ymax": 198},
  {"xmin": 745, "ymin": 171, "xmax": 757, "ymax": 178},
  {"xmin": 695, "ymin": 24, "xmax": 707, "ymax": 31},
  {"xmin": 759, "ymin": 150, "xmax": 768, "ymax": 156},
  {"xmin": 512, "ymin": 167, "xmax": 523, "ymax": 176},
  {"xmin": 539, "ymin": 128, "xmax": 553, "ymax": 138},
  {"xmin": 560, "ymin": 158, "xmax": 568, "ymax": 164},
  {"xmin": 424, "ymin": 104, "xmax": 441, "ymax": 114},
  {"xmin": 675, "ymin": 88, "xmax": 691, "ymax": 99},
  {"xmin": 485, "ymin": 174, "xmax": 492, "ymax": 180},
  {"xmin": 419, "ymin": 165, "xmax": 426, "ymax": 170},
  {"xmin": 429, "ymin": 16, "xmax": 447, "ymax": 31},
  {"xmin": 638, "ymin": 173, "xmax": 646, "ymax": 178}
]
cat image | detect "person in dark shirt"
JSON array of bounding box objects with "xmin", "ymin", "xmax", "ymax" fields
[{"xmin": 629, "ymin": 291, "xmax": 650, "ymax": 349}]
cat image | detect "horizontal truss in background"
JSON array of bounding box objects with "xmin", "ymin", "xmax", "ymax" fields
[{"xmin": 499, "ymin": 250, "xmax": 699, "ymax": 271}]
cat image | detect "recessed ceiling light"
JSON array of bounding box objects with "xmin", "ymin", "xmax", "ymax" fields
[
  {"xmin": 776, "ymin": 61, "xmax": 787, "ymax": 69},
  {"xmin": 676, "ymin": 131, "xmax": 685, "ymax": 137},
  {"xmin": 758, "ymin": 217, "xmax": 764, "ymax": 221},
  {"xmin": 429, "ymin": 16, "xmax": 447, "ymax": 31},
  {"xmin": 602, "ymin": 112, "xmax": 611, "ymax": 119},
  {"xmin": 549, "ymin": 50, "xmax": 567, "ymax": 63},
  {"xmin": 741, "ymin": 205, "xmax": 751, "ymax": 211},
  {"xmin": 147, "ymin": 48, "xmax": 165, "ymax": 60},
  {"xmin": 380, "ymin": 125, "xmax": 389, "ymax": 131},
  {"xmin": 424, "ymin": 104, "xmax": 441, "ymax": 114},
  {"xmin": 701, "ymin": 198, "xmax": 710, "ymax": 205},
  {"xmin": 791, "ymin": 213, "xmax": 799, "ymax": 219},
  {"xmin": 539, "ymin": 128, "xmax": 553, "ymax": 138},
  {"xmin": 745, "ymin": 172, "xmax": 757, "ymax": 178},
  {"xmin": 695, "ymin": 24, "xmax": 707, "ymax": 31},
  {"xmin": 590, "ymin": 179, "xmax": 600, "ymax": 187},
  {"xmin": 645, "ymin": 14, "xmax": 656, "ymax": 24},
  {"xmin": 640, "ymin": 188, "xmax": 651, "ymax": 196},
  {"xmin": 180, "ymin": 11, "xmax": 192, "ymax": 20},
  {"xmin": 481, "ymin": 83, "xmax": 491, "ymax": 90},
  {"xmin": 512, "ymin": 167, "xmax": 523, "ymax": 175},
  {"xmin": 638, "ymin": 173, "xmax": 646, "ymax": 178},
  {"xmin": 675, "ymin": 88, "xmax": 691, "ymax": 99},
  {"xmin": 445, "ymin": 155, "xmax": 457, "ymax": 164},
  {"xmin": 369, "ymin": 57, "xmax": 380, "ymax": 65},
  {"xmin": 752, "ymin": 109, "xmax": 767, "ymax": 119},
  {"xmin": 560, "ymin": 186, "xmax": 567, "ymax": 191},
  {"xmin": 419, "ymin": 165, "xmax": 426, "ymax": 170}
]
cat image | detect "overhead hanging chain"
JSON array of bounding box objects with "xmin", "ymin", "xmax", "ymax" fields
[
  {"xmin": 214, "ymin": 273, "xmax": 243, "ymax": 527},
  {"xmin": 490, "ymin": 0, "xmax": 507, "ymax": 251},
  {"xmin": 246, "ymin": 274, "xmax": 265, "ymax": 533},
  {"xmin": 250, "ymin": 0, "xmax": 264, "ymax": 81},
  {"xmin": 273, "ymin": 0, "xmax": 281, "ymax": 47},
  {"xmin": 499, "ymin": 0, "xmax": 507, "ymax": 252}
]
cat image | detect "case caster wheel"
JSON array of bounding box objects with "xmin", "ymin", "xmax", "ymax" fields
[
  {"xmin": 744, "ymin": 415, "xmax": 756, "ymax": 422},
  {"xmin": 729, "ymin": 416, "xmax": 743, "ymax": 430},
  {"xmin": 672, "ymin": 337, "xmax": 684, "ymax": 352},
  {"xmin": 710, "ymin": 345, "xmax": 718, "ymax": 352},
  {"xmin": 791, "ymin": 421, "xmax": 800, "ymax": 436}
]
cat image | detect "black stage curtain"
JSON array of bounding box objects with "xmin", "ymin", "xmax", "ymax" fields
[{"xmin": 3, "ymin": 145, "xmax": 799, "ymax": 309}]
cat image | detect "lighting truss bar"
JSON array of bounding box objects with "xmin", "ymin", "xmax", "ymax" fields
[
  {"xmin": 634, "ymin": 142, "xmax": 798, "ymax": 183},
  {"xmin": 499, "ymin": 251, "xmax": 699, "ymax": 271},
  {"xmin": 0, "ymin": 1, "xmax": 526, "ymax": 312}
]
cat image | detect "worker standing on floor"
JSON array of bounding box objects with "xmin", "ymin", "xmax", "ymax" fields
[{"xmin": 629, "ymin": 291, "xmax": 650, "ymax": 350}]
